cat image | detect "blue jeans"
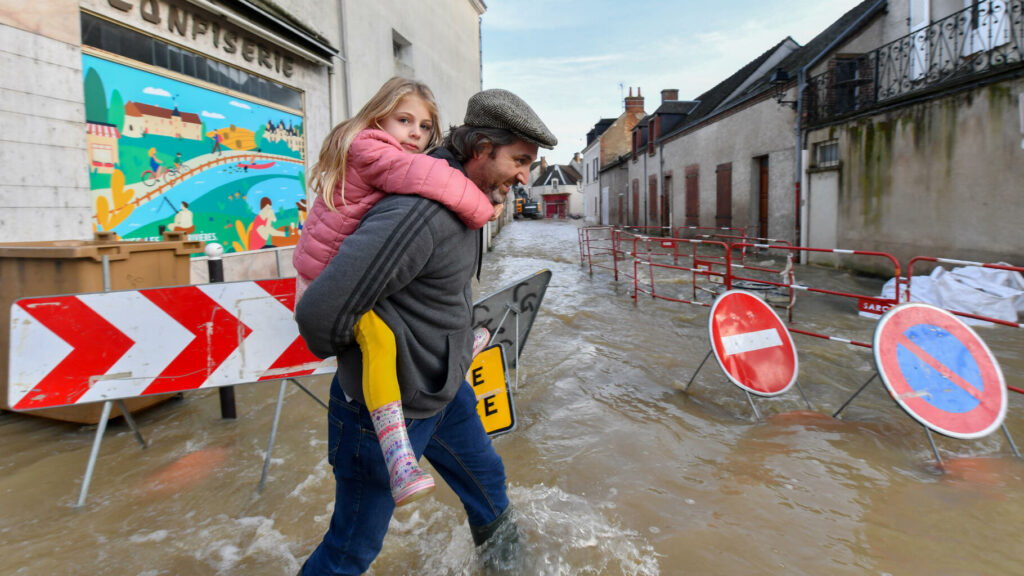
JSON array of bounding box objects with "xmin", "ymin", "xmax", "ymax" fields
[{"xmin": 301, "ymin": 375, "xmax": 509, "ymax": 575}]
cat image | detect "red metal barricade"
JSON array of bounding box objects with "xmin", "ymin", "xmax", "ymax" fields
[
  {"xmin": 905, "ymin": 257, "xmax": 1023, "ymax": 329},
  {"xmin": 579, "ymin": 226, "xmax": 619, "ymax": 279},
  {"xmin": 729, "ymin": 243, "xmax": 903, "ymax": 349},
  {"xmin": 628, "ymin": 236, "xmax": 731, "ymax": 306},
  {"xmin": 905, "ymin": 256, "xmax": 1023, "ymax": 395}
]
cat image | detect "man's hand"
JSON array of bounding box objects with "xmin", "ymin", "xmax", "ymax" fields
[{"xmin": 490, "ymin": 203, "xmax": 505, "ymax": 222}]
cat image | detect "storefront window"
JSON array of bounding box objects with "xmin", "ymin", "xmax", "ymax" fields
[{"xmin": 81, "ymin": 12, "xmax": 301, "ymax": 111}]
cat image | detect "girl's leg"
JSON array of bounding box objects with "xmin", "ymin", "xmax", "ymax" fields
[{"xmin": 354, "ymin": 310, "xmax": 434, "ymax": 506}]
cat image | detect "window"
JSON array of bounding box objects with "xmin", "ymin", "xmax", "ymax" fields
[
  {"xmin": 393, "ymin": 30, "xmax": 413, "ymax": 77},
  {"xmin": 832, "ymin": 58, "xmax": 861, "ymax": 115},
  {"xmin": 80, "ymin": 12, "xmax": 302, "ymax": 110},
  {"xmin": 963, "ymin": 0, "xmax": 1010, "ymax": 55},
  {"xmin": 815, "ymin": 139, "xmax": 839, "ymax": 168}
]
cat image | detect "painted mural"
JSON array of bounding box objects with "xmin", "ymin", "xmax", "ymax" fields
[{"xmin": 83, "ymin": 53, "xmax": 307, "ymax": 253}]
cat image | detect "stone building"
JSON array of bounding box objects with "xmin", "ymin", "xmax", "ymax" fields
[
  {"xmin": 0, "ymin": 0, "xmax": 486, "ymax": 280},
  {"xmin": 800, "ymin": 0, "xmax": 1024, "ymax": 269},
  {"xmin": 581, "ymin": 89, "xmax": 647, "ymax": 227},
  {"xmin": 586, "ymin": 0, "xmax": 1023, "ymax": 271}
]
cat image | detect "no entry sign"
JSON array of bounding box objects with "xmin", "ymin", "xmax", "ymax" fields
[
  {"xmin": 874, "ymin": 303, "xmax": 1006, "ymax": 439},
  {"xmin": 709, "ymin": 290, "xmax": 798, "ymax": 396}
]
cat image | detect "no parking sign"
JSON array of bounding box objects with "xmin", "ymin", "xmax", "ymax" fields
[{"xmin": 874, "ymin": 303, "xmax": 1006, "ymax": 439}]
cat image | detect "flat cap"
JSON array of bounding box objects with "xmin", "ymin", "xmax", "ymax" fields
[{"xmin": 464, "ymin": 89, "xmax": 557, "ymax": 149}]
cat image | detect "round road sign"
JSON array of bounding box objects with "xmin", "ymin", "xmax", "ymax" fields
[
  {"xmin": 708, "ymin": 290, "xmax": 798, "ymax": 396},
  {"xmin": 873, "ymin": 303, "xmax": 1006, "ymax": 439}
]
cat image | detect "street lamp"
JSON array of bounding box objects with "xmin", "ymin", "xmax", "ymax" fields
[{"xmin": 769, "ymin": 67, "xmax": 798, "ymax": 109}]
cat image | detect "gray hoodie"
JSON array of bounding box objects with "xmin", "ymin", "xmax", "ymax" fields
[{"xmin": 294, "ymin": 149, "xmax": 480, "ymax": 418}]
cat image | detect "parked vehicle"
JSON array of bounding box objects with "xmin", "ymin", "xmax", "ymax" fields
[{"xmin": 513, "ymin": 185, "xmax": 542, "ymax": 220}]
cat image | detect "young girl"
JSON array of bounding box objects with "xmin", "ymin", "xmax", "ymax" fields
[{"xmin": 294, "ymin": 77, "xmax": 494, "ymax": 506}]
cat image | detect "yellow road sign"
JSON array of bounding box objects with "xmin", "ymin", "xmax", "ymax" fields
[{"xmin": 469, "ymin": 345, "xmax": 515, "ymax": 436}]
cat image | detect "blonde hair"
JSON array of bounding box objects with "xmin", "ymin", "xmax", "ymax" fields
[{"xmin": 310, "ymin": 77, "xmax": 442, "ymax": 211}]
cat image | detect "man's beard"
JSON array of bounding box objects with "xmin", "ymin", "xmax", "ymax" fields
[{"xmin": 485, "ymin": 187, "xmax": 507, "ymax": 206}]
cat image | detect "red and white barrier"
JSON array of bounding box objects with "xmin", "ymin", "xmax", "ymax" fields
[{"xmin": 8, "ymin": 278, "xmax": 334, "ymax": 411}]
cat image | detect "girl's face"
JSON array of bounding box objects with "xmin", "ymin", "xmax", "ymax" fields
[{"xmin": 377, "ymin": 95, "xmax": 435, "ymax": 153}]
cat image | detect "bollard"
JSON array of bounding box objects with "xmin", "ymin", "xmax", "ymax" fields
[{"xmin": 205, "ymin": 243, "xmax": 236, "ymax": 419}]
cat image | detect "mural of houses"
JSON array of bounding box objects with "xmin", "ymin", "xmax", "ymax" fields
[
  {"xmin": 122, "ymin": 102, "xmax": 203, "ymax": 139},
  {"xmin": 208, "ymin": 124, "xmax": 258, "ymax": 151},
  {"xmin": 85, "ymin": 121, "xmax": 120, "ymax": 174},
  {"xmin": 264, "ymin": 119, "xmax": 305, "ymax": 155}
]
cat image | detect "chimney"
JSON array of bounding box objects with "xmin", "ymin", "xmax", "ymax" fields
[
  {"xmin": 624, "ymin": 87, "xmax": 644, "ymax": 114},
  {"xmin": 540, "ymin": 156, "xmax": 548, "ymax": 173},
  {"xmin": 661, "ymin": 88, "xmax": 679, "ymax": 103},
  {"xmin": 573, "ymin": 152, "xmax": 581, "ymax": 163}
]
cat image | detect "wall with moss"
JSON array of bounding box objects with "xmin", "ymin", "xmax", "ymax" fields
[{"xmin": 810, "ymin": 79, "xmax": 1024, "ymax": 270}]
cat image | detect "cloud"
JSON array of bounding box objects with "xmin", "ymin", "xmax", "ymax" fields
[
  {"xmin": 201, "ymin": 110, "xmax": 226, "ymax": 119},
  {"xmin": 229, "ymin": 101, "xmax": 252, "ymax": 110},
  {"xmin": 142, "ymin": 87, "xmax": 171, "ymax": 97},
  {"xmin": 481, "ymin": 0, "xmax": 864, "ymax": 163}
]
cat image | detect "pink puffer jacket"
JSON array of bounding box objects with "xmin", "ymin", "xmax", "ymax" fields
[{"xmin": 293, "ymin": 129, "xmax": 493, "ymax": 285}]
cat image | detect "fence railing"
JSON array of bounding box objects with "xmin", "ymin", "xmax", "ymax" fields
[{"xmin": 806, "ymin": 0, "xmax": 1024, "ymax": 125}]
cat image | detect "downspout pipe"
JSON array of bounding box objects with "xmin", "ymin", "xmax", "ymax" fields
[
  {"xmin": 795, "ymin": 0, "xmax": 887, "ymax": 254},
  {"xmin": 338, "ymin": 0, "xmax": 353, "ymax": 119}
]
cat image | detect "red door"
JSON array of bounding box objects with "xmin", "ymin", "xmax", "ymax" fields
[
  {"xmin": 685, "ymin": 165, "xmax": 699, "ymax": 226},
  {"xmin": 545, "ymin": 194, "xmax": 569, "ymax": 218},
  {"xmin": 715, "ymin": 162, "xmax": 732, "ymax": 228},
  {"xmin": 758, "ymin": 156, "xmax": 769, "ymax": 239}
]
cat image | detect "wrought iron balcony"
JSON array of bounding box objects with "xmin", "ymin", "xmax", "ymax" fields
[{"xmin": 805, "ymin": 0, "xmax": 1024, "ymax": 126}]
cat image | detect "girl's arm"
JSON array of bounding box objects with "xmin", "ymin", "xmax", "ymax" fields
[
  {"xmin": 348, "ymin": 130, "xmax": 494, "ymax": 230},
  {"xmin": 295, "ymin": 196, "xmax": 437, "ymax": 359}
]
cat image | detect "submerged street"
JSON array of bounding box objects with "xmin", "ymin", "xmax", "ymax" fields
[{"xmin": 2, "ymin": 218, "xmax": 1023, "ymax": 575}]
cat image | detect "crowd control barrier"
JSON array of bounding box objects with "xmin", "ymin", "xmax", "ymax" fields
[
  {"xmin": 579, "ymin": 226, "xmax": 619, "ymax": 280},
  {"xmin": 628, "ymin": 236, "xmax": 731, "ymax": 306},
  {"xmin": 729, "ymin": 243, "xmax": 903, "ymax": 349},
  {"xmin": 578, "ymin": 226, "xmax": 1023, "ymax": 462}
]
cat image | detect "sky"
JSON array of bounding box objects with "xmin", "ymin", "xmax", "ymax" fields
[{"xmin": 480, "ymin": 0, "xmax": 866, "ymax": 164}]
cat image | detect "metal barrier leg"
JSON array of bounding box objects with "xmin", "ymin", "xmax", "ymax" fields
[
  {"xmin": 745, "ymin": 391, "xmax": 762, "ymax": 422},
  {"xmin": 513, "ymin": 306, "xmax": 521, "ymax": 391},
  {"xmin": 290, "ymin": 378, "xmax": 328, "ymax": 410},
  {"xmin": 76, "ymin": 400, "xmax": 113, "ymax": 508},
  {"xmin": 925, "ymin": 427, "xmax": 944, "ymax": 468},
  {"xmin": 258, "ymin": 380, "xmax": 288, "ymax": 494},
  {"xmin": 832, "ymin": 373, "xmax": 878, "ymax": 418},
  {"xmin": 684, "ymin": 350, "xmax": 713, "ymax": 392},
  {"xmin": 116, "ymin": 400, "xmax": 147, "ymax": 449},
  {"xmin": 794, "ymin": 381, "xmax": 813, "ymax": 410},
  {"xmin": 1002, "ymin": 424, "xmax": 1022, "ymax": 459}
]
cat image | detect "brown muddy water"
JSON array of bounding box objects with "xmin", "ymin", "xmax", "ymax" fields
[{"xmin": 2, "ymin": 218, "xmax": 1022, "ymax": 575}]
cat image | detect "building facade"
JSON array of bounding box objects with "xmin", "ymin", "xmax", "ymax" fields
[
  {"xmin": 585, "ymin": 89, "xmax": 647, "ymax": 226},
  {"xmin": 801, "ymin": 0, "xmax": 1024, "ymax": 269},
  {"xmin": 0, "ymin": 0, "xmax": 486, "ymax": 280}
]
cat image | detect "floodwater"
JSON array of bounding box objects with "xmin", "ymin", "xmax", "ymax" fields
[{"xmin": 2, "ymin": 219, "xmax": 1023, "ymax": 575}]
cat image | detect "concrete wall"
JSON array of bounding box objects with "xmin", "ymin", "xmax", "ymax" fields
[
  {"xmin": 659, "ymin": 98, "xmax": 798, "ymax": 242},
  {"xmin": 343, "ymin": 0, "xmax": 483, "ymax": 130},
  {"xmin": 807, "ymin": 80, "xmax": 1024, "ymax": 269},
  {"xmin": 601, "ymin": 159, "xmax": 630, "ymax": 227},
  {"xmin": 581, "ymin": 141, "xmax": 601, "ymax": 224},
  {"xmin": 0, "ymin": 2, "xmax": 91, "ymax": 243}
]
